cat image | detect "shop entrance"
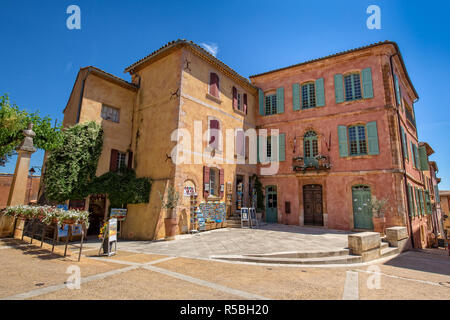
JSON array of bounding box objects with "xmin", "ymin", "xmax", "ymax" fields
[
  {"xmin": 236, "ymin": 175, "xmax": 244, "ymax": 211},
  {"xmin": 352, "ymin": 185, "xmax": 373, "ymax": 230},
  {"xmin": 88, "ymin": 194, "xmax": 106, "ymax": 236},
  {"xmin": 303, "ymin": 184, "xmax": 323, "ymax": 226},
  {"xmin": 265, "ymin": 186, "xmax": 278, "ymax": 223}
]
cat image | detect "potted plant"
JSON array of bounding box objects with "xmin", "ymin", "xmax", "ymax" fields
[
  {"xmin": 159, "ymin": 185, "xmax": 180, "ymax": 241},
  {"xmin": 369, "ymin": 196, "xmax": 388, "ymax": 234}
]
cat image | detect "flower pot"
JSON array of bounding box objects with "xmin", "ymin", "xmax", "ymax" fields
[
  {"xmin": 63, "ymin": 219, "xmax": 76, "ymax": 225},
  {"xmin": 372, "ymin": 217, "xmax": 386, "ymax": 234},
  {"xmin": 164, "ymin": 217, "xmax": 178, "ymax": 241}
]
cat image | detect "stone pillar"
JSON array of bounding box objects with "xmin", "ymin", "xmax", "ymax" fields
[
  {"xmin": 1, "ymin": 124, "xmax": 36, "ymax": 238},
  {"xmin": 7, "ymin": 124, "xmax": 37, "ymax": 206}
]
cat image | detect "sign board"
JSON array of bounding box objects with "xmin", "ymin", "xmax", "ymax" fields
[
  {"xmin": 109, "ymin": 218, "xmax": 117, "ymax": 242},
  {"xmin": 56, "ymin": 204, "xmax": 68, "ymax": 210},
  {"xmin": 110, "ymin": 208, "xmax": 127, "ymax": 221},
  {"xmin": 241, "ymin": 208, "xmax": 249, "ymax": 221},
  {"xmin": 58, "ymin": 224, "xmax": 82, "ymax": 238}
]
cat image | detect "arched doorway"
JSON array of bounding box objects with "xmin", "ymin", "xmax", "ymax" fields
[
  {"xmin": 303, "ymin": 184, "xmax": 323, "ymax": 226},
  {"xmin": 265, "ymin": 186, "xmax": 277, "ymax": 223},
  {"xmin": 352, "ymin": 185, "xmax": 373, "ymax": 230}
]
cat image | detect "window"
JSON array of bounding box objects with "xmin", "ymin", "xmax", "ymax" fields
[
  {"xmin": 235, "ymin": 130, "xmax": 245, "ymax": 157},
  {"xmin": 117, "ymin": 152, "xmax": 127, "ymax": 169},
  {"xmin": 237, "ymin": 92, "xmax": 242, "ymax": 111},
  {"xmin": 101, "ymin": 105, "xmax": 120, "ymax": 123},
  {"xmin": 209, "ymin": 73, "xmax": 220, "ymax": 98},
  {"xmin": 348, "ymin": 125, "xmax": 367, "ymax": 156},
  {"xmin": 266, "ymin": 136, "xmax": 272, "ymax": 159},
  {"xmin": 265, "ymin": 95, "xmax": 277, "ymax": 115},
  {"xmin": 304, "ymin": 131, "xmax": 318, "ymax": 158},
  {"xmin": 209, "ymin": 167, "xmax": 219, "ymax": 197},
  {"xmin": 208, "ymin": 119, "xmax": 220, "ymax": 150},
  {"xmin": 302, "ymin": 83, "xmax": 316, "ymax": 109},
  {"xmin": 344, "ymin": 73, "xmax": 362, "ymax": 101}
]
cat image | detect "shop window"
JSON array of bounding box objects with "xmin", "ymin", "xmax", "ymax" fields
[{"xmin": 209, "ymin": 167, "xmax": 220, "ymax": 197}]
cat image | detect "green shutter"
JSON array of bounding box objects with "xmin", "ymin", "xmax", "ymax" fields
[
  {"xmin": 425, "ymin": 191, "xmax": 431, "ymax": 215},
  {"xmin": 413, "ymin": 144, "xmax": 420, "ymax": 169},
  {"xmin": 407, "ymin": 184, "xmax": 413, "ymax": 217},
  {"xmin": 366, "ymin": 121, "xmax": 379, "ymax": 155},
  {"xmin": 420, "ymin": 189, "xmax": 425, "ymax": 216},
  {"xmin": 414, "ymin": 187, "xmax": 420, "ymax": 216},
  {"xmin": 394, "ymin": 74, "xmax": 401, "ymax": 106},
  {"xmin": 401, "ymin": 127, "xmax": 408, "ymax": 160},
  {"xmin": 334, "ymin": 74, "xmax": 344, "ymax": 103},
  {"xmin": 258, "ymin": 89, "xmax": 264, "ymax": 116},
  {"xmin": 279, "ymin": 133, "xmax": 285, "ymax": 161},
  {"xmin": 276, "ymin": 87, "xmax": 284, "ymax": 114},
  {"xmin": 292, "ymin": 83, "xmax": 300, "ymax": 111},
  {"xmin": 315, "ymin": 78, "xmax": 325, "ymax": 106},
  {"xmin": 362, "ymin": 68, "xmax": 374, "ymax": 99},
  {"xmin": 418, "ymin": 146, "xmax": 429, "ymax": 171},
  {"xmin": 410, "ymin": 141, "xmax": 415, "ymax": 167},
  {"xmin": 338, "ymin": 126, "xmax": 348, "ymax": 157}
]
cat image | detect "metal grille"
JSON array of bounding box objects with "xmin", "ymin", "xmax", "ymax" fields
[{"xmin": 302, "ymin": 83, "xmax": 316, "ymax": 109}]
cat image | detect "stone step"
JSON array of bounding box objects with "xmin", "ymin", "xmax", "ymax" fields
[
  {"xmin": 380, "ymin": 247, "xmax": 399, "ymax": 258},
  {"xmin": 380, "ymin": 242, "xmax": 389, "ymax": 249},
  {"xmin": 244, "ymin": 249, "xmax": 350, "ymax": 259},
  {"xmin": 210, "ymin": 254, "xmax": 363, "ymax": 265}
]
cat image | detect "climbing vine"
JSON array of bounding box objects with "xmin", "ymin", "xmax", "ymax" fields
[
  {"xmin": 89, "ymin": 168, "xmax": 151, "ymax": 208},
  {"xmin": 44, "ymin": 121, "xmax": 104, "ymax": 202}
]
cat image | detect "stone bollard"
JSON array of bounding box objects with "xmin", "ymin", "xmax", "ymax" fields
[
  {"xmin": 385, "ymin": 226, "xmax": 409, "ymax": 252},
  {"xmin": 348, "ymin": 232, "xmax": 381, "ymax": 262}
]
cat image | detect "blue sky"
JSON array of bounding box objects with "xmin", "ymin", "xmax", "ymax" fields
[{"xmin": 1, "ymin": 0, "xmax": 449, "ymax": 188}]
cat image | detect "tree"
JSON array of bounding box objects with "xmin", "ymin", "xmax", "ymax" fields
[{"xmin": 0, "ymin": 94, "xmax": 62, "ymax": 165}]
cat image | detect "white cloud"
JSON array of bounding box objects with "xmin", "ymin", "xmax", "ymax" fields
[{"xmin": 200, "ymin": 42, "xmax": 219, "ymax": 57}]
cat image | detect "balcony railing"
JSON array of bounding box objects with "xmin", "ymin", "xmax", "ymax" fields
[{"xmin": 293, "ymin": 155, "xmax": 331, "ymax": 173}]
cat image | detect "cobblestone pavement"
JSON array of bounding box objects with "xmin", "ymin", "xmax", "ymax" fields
[
  {"xmin": 0, "ymin": 237, "xmax": 449, "ymax": 300},
  {"xmin": 88, "ymin": 224, "xmax": 354, "ymax": 258}
]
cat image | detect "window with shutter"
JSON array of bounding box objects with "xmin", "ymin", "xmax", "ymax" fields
[
  {"xmin": 292, "ymin": 83, "xmax": 301, "ymax": 111},
  {"xmin": 235, "ymin": 130, "xmax": 245, "ymax": 157},
  {"xmin": 348, "ymin": 125, "xmax": 367, "ymax": 156},
  {"xmin": 232, "ymin": 87, "xmax": 237, "ymax": 110},
  {"xmin": 209, "ymin": 73, "xmax": 219, "ymax": 98},
  {"xmin": 209, "ymin": 119, "xmax": 220, "ymax": 150},
  {"xmin": 301, "ymin": 82, "xmax": 316, "ymax": 109},
  {"xmin": 243, "ymin": 93, "xmax": 248, "ymax": 114},
  {"xmin": 344, "ymin": 73, "xmax": 362, "ymax": 101},
  {"xmin": 265, "ymin": 95, "xmax": 277, "ymax": 115},
  {"xmin": 361, "ymin": 68, "xmax": 373, "ymax": 99},
  {"xmin": 101, "ymin": 105, "xmax": 120, "ymax": 123}
]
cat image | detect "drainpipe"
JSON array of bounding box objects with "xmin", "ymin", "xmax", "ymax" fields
[{"xmin": 389, "ymin": 52, "xmax": 415, "ymax": 248}]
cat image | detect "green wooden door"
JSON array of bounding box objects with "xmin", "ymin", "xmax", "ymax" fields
[
  {"xmin": 352, "ymin": 185, "xmax": 373, "ymax": 230},
  {"xmin": 265, "ymin": 186, "xmax": 278, "ymax": 223}
]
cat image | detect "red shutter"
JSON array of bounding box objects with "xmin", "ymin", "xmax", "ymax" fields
[
  {"xmin": 210, "ymin": 73, "xmax": 219, "ymax": 97},
  {"xmin": 243, "ymin": 93, "xmax": 247, "ymax": 114},
  {"xmin": 110, "ymin": 149, "xmax": 118, "ymax": 171},
  {"xmin": 127, "ymin": 151, "xmax": 133, "ymax": 169},
  {"xmin": 219, "ymin": 168, "xmax": 224, "ymax": 198},
  {"xmin": 232, "ymin": 87, "xmax": 237, "ymax": 109},
  {"xmin": 203, "ymin": 166, "xmax": 210, "ymax": 199}
]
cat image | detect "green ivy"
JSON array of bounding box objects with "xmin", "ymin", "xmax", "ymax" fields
[
  {"xmin": 89, "ymin": 168, "xmax": 151, "ymax": 208},
  {"xmin": 0, "ymin": 94, "xmax": 63, "ymax": 165},
  {"xmin": 44, "ymin": 121, "xmax": 104, "ymax": 202}
]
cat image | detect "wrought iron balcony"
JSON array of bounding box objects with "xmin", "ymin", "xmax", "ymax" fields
[{"xmin": 292, "ymin": 155, "xmax": 331, "ymax": 173}]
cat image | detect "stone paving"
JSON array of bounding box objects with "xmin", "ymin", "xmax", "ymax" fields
[{"xmin": 90, "ymin": 224, "xmax": 354, "ymax": 258}]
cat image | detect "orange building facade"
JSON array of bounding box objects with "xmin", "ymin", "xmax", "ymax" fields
[{"xmin": 52, "ymin": 40, "xmax": 442, "ymax": 247}]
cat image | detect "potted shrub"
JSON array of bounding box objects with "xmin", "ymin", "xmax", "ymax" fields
[
  {"xmin": 159, "ymin": 185, "xmax": 180, "ymax": 241},
  {"xmin": 369, "ymin": 196, "xmax": 388, "ymax": 234}
]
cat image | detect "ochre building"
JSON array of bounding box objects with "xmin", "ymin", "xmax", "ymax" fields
[{"xmin": 55, "ymin": 40, "xmax": 442, "ymax": 248}]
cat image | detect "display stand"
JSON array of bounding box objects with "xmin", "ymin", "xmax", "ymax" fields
[
  {"xmin": 19, "ymin": 218, "xmax": 85, "ymax": 262},
  {"xmin": 98, "ymin": 218, "xmax": 117, "ymax": 257},
  {"xmin": 249, "ymin": 207, "xmax": 259, "ymax": 228},
  {"xmin": 240, "ymin": 207, "xmax": 250, "ymax": 228}
]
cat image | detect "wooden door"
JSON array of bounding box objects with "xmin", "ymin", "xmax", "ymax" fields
[
  {"xmin": 352, "ymin": 185, "xmax": 373, "ymax": 230},
  {"xmin": 303, "ymin": 185, "xmax": 323, "ymax": 226}
]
